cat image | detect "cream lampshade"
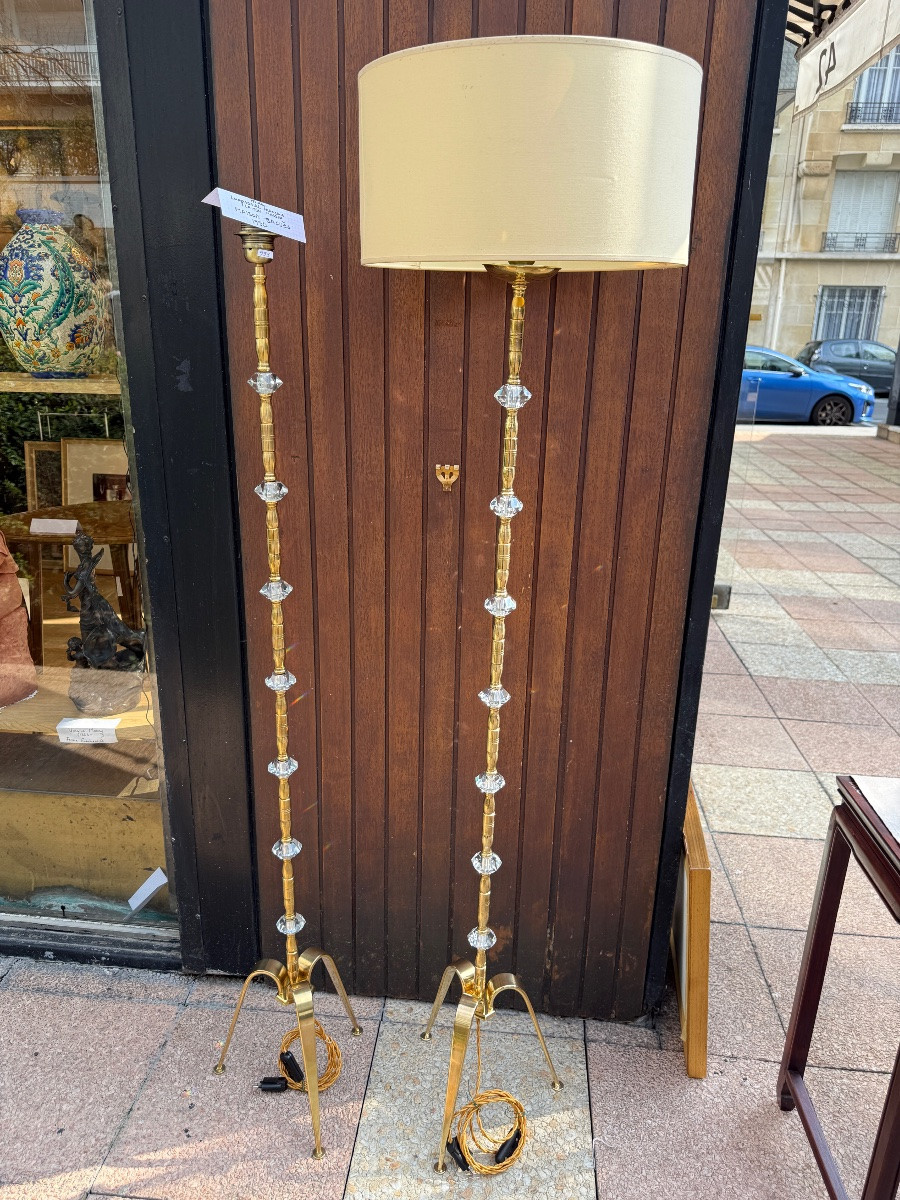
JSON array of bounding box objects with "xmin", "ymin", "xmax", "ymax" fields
[
  {"xmin": 358, "ymin": 35, "xmax": 702, "ymax": 271},
  {"xmin": 358, "ymin": 33, "xmax": 702, "ymax": 1177}
]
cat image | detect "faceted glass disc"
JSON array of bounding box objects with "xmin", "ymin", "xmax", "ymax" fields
[
  {"xmin": 268, "ymin": 757, "xmax": 298, "ymax": 778},
  {"xmin": 478, "ymin": 685, "xmax": 510, "ymax": 709},
  {"xmin": 472, "ymin": 851, "xmax": 501, "ymax": 876},
  {"xmin": 485, "ymin": 595, "xmax": 516, "ymax": 618},
  {"xmin": 475, "ymin": 771, "xmax": 505, "ymax": 794},
  {"xmin": 272, "ymin": 838, "xmax": 302, "ymax": 860},
  {"xmin": 490, "ymin": 494, "xmax": 523, "ymax": 519},
  {"xmin": 254, "ymin": 481, "xmax": 288, "ymax": 503},
  {"xmin": 248, "ymin": 371, "xmax": 283, "ymax": 395},
  {"xmin": 467, "ymin": 927, "xmax": 497, "ymax": 950},
  {"xmin": 494, "ymin": 383, "xmax": 531, "ymax": 410},
  {"xmin": 277, "ymin": 913, "xmax": 306, "ymax": 935},
  {"xmin": 260, "ymin": 579, "xmax": 293, "ymax": 602},
  {"xmin": 265, "ymin": 670, "xmax": 297, "ymax": 693}
]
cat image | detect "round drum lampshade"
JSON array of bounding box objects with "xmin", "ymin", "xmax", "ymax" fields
[{"xmin": 358, "ymin": 35, "xmax": 702, "ymax": 272}]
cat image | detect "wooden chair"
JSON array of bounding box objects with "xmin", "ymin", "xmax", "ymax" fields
[{"xmin": 778, "ymin": 775, "xmax": 900, "ymax": 1200}]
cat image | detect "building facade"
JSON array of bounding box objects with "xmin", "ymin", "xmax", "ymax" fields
[{"xmin": 752, "ymin": 44, "xmax": 900, "ymax": 359}]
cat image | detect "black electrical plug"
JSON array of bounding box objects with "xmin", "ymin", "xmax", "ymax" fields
[
  {"xmin": 258, "ymin": 1076, "xmax": 288, "ymax": 1092},
  {"xmin": 446, "ymin": 1136, "xmax": 469, "ymax": 1171},
  {"xmin": 494, "ymin": 1127, "xmax": 522, "ymax": 1165},
  {"xmin": 279, "ymin": 1050, "xmax": 304, "ymax": 1084}
]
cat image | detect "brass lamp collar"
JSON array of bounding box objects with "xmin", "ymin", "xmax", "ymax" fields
[{"xmin": 484, "ymin": 262, "xmax": 560, "ymax": 283}]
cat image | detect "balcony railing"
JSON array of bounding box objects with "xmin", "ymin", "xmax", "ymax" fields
[
  {"xmin": 0, "ymin": 45, "xmax": 97, "ymax": 88},
  {"xmin": 821, "ymin": 231, "xmax": 900, "ymax": 252},
  {"xmin": 846, "ymin": 100, "xmax": 900, "ymax": 124}
]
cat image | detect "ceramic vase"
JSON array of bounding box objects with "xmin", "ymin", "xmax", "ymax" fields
[{"xmin": 0, "ymin": 207, "xmax": 106, "ymax": 377}]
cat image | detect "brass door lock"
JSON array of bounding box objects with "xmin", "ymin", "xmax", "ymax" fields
[{"xmin": 435, "ymin": 464, "xmax": 460, "ymax": 492}]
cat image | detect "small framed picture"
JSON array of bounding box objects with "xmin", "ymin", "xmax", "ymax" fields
[
  {"xmin": 61, "ymin": 437, "xmax": 131, "ymax": 570},
  {"xmin": 23, "ymin": 440, "xmax": 62, "ymax": 511}
]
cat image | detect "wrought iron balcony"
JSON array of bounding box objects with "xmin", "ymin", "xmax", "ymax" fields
[
  {"xmin": 846, "ymin": 100, "xmax": 900, "ymax": 124},
  {"xmin": 821, "ymin": 231, "xmax": 900, "ymax": 252}
]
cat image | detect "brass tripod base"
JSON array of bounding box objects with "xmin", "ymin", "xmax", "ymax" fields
[
  {"xmin": 421, "ymin": 959, "xmax": 563, "ymax": 1172},
  {"xmin": 213, "ymin": 947, "xmax": 360, "ymax": 1159}
]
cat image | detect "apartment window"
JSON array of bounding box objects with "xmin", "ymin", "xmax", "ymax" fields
[
  {"xmin": 812, "ymin": 286, "xmax": 885, "ymax": 340},
  {"xmin": 849, "ymin": 45, "xmax": 900, "ymax": 122},
  {"xmin": 822, "ymin": 171, "xmax": 900, "ymax": 251}
]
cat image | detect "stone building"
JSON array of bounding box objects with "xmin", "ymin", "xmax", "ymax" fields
[{"xmin": 751, "ymin": 42, "xmax": 900, "ymax": 359}]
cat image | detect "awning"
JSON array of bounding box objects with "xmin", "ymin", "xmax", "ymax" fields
[{"xmin": 793, "ymin": 0, "xmax": 900, "ymax": 115}]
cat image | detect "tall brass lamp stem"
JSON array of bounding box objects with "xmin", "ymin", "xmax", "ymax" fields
[
  {"xmin": 423, "ymin": 264, "xmax": 563, "ymax": 1174},
  {"xmin": 212, "ymin": 226, "xmax": 360, "ymax": 1162}
]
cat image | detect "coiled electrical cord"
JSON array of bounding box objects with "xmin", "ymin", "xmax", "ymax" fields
[
  {"xmin": 279, "ymin": 1021, "xmax": 342, "ymax": 1093},
  {"xmin": 449, "ymin": 1021, "xmax": 527, "ymax": 1175}
]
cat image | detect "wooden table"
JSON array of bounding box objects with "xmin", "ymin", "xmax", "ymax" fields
[
  {"xmin": 0, "ymin": 666, "xmax": 155, "ymax": 739},
  {"xmin": 778, "ymin": 775, "xmax": 900, "ymax": 1200},
  {"xmin": 0, "ymin": 500, "xmax": 140, "ymax": 666}
]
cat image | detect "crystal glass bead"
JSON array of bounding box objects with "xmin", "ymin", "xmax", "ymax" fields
[
  {"xmin": 260, "ymin": 579, "xmax": 293, "ymax": 601},
  {"xmin": 265, "ymin": 670, "xmax": 296, "ymax": 692},
  {"xmin": 485, "ymin": 594, "xmax": 516, "ymax": 618},
  {"xmin": 494, "ymin": 383, "xmax": 531, "ymax": 410},
  {"xmin": 467, "ymin": 927, "xmax": 497, "ymax": 950},
  {"xmin": 476, "ymin": 771, "xmax": 505, "ymax": 794},
  {"xmin": 254, "ymin": 480, "xmax": 289, "ymax": 503},
  {"xmin": 272, "ymin": 838, "xmax": 302, "ymax": 860},
  {"xmin": 248, "ymin": 371, "xmax": 283, "ymax": 395},
  {"xmin": 478, "ymin": 685, "xmax": 510, "ymax": 708},
  {"xmin": 472, "ymin": 851, "xmax": 501, "ymax": 876},
  {"xmin": 268, "ymin": 757, "xmax": 298, "ymax": 778},
  {"xmin": 277, "ymin": 913, "xmax": 306, "ymax": 935},
  {"xmin": 490, "ymin": 494, "xmax": 523, "ymax": 518}
]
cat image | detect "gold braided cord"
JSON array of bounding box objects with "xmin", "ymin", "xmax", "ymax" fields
[
  {"xmin": 451, "ymin": 1022, "xmax": 527, "ymax": 1175},
  {"xmin": 279, "ymin": 1022, "xmax": 342, "ymax": 1093}
]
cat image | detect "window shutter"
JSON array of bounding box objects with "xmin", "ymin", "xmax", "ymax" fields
[{"xmin": 828, "ymin": 171, "xmax": 900, "ymax": 233}]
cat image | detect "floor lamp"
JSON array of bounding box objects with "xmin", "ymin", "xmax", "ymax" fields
[
  {"xmin": 212, "ymin": 225, "xmax": 360, "ymax": 1161},
  {"xmin": 359, "ymin": 35, "xmax": 702, "ymax": 1174}
]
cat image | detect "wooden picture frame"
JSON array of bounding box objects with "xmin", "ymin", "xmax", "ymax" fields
[
  {"xmin": 670, "ymin": 782, "xmax": 711, "ymax": 1079},
  {"xmin": 60, "ymin": 437, "xmax": 130, "ymax": 570},
  {"xmin": 23, "ymin": 440, "xmax": 62, "ymax": 511}
]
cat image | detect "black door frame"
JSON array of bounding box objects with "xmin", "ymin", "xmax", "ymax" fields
[
  {"xmin": 643, "ymin": 0, "xmax": 791, "ymax": 1009},
  {"xmin": 5, "ymin": 0, "xmax": 260, "ymax": 975}
]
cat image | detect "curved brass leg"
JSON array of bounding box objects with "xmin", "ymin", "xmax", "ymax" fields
[
  {"xmin": 422, "ymin": 958, "xmax": 477, "ymax": 1041},
  {"xmin": 302, "ymin": 948, "xmax": 361, "ymax": 1035},
  {"xmin": 434, "ymin": 993, "xmax": 478, "ymax": 1173},
  {"xmin": 213, "ymin": 959, "xmax": 287, "ymax": 1074},
  {"xmin": 292, "ymin": 982, "xmax": 324, "ymax": 1159},
  {"xmin": 487, "ymin": 972, "xmax": 563, "ymax": 1091}
]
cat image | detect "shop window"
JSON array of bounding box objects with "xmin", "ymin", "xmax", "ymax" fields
[{"xmin": 0, "ymin": 3, "xmax": 174, "ymax": 932}]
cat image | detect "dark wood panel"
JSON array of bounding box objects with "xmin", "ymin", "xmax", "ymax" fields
[
  {"xmin": 208, "ymin": 0, "xmax": 770, "ymax": 1017},
  {"xmin": 343, "ymin": 0, "xmax": 389, "ymax": 994}
]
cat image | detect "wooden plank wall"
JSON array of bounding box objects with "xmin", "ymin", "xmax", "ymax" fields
[{"xmin": 208, "ymin": 0, "xmax": 757, "ymax": 1019}]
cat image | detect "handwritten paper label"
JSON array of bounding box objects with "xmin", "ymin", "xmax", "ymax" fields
[
  {"xmin": 202, "ymin": 188, "xmax": 306, "ymax": 242},
  {"xmin": 57, "ymin": 717, "xmax": 121, "ymax": 744},
  {"xmin": 31, "ymin": 518, "xmax": 80, "ymax": 536},
  {"xmin": 128, "ymin": 867, "xmax": 168, "ymax": 914}
]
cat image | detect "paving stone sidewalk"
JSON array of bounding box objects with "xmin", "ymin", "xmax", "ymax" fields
[{"xmin": 1, "ymin": 430, "xmax": 897, "ymax": 1200}]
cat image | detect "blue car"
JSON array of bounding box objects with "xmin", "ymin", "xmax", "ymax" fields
[{"xmin": 740, "ymin": 345, "xmax": 874, "ymax": 425}]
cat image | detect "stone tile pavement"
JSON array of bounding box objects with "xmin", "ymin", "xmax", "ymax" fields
[{"xmin": 1, "ymin": 431, "xmax": 897, "ymax": 1200}]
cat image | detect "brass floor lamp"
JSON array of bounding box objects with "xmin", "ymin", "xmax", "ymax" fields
[
  {"xmin": 358, "ymin": 34, "xmax": 702, "ymax": 1174},
  {"xmin": 213, "ymin": 225, "xmax": 360, "ymax": 1161}
]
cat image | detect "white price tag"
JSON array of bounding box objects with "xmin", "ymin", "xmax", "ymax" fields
[
  {"xmin": 56, "ymin": 717, "xmax": 121, "ymax": 744},
  {"xmin": 202, "ymin": 187, "xmax": 306, "ymax": 242},
  {"xmin": 30, "ymin": 518, "xmax": 80, "ymax": 536}
]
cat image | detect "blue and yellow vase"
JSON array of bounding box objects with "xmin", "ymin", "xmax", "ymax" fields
[{"xmin": 0, "ymin": 208, "xmax": 106, "ymax": 377}]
